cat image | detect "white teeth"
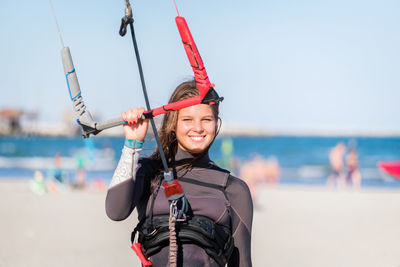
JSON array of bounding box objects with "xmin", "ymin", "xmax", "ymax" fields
[{"xmin": 190, "ymin": 136, "xmax": 204, "ymax": 141}]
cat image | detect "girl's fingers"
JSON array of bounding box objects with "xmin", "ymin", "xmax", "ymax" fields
[
  {"xmin": 127, "ymin": 109, "xmax": 136, "ymax": 125},
  {"xmin": 121, "ymin": 111, "xmax": 131, "ymax": 125},
  {"xmin": 123, "ymin": 107, "xmax": 145, "ymax": 126},
  {"xmin": 138, "ymin": 107, "xmax": 145, "ymax": 121},
  {"xmin": 133, "ymin": 108, "xmax": 139, "ymax": 124}
]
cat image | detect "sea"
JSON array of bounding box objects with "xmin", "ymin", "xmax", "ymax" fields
[{"xmin": 0, "ymin": 135, "xmax": 399, "ymax": 188}]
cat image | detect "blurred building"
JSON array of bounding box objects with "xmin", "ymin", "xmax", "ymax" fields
[{"xmin": 0, "ymin": 108, "xmax": 25, "ymax": 134}]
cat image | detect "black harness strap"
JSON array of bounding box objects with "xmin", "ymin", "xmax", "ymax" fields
[{"xmin": 137, "ymin": 215, "xmax": 234, "ymax": 267}]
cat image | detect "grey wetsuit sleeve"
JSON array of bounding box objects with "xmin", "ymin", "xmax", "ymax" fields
[
  {"xmin": 226, "ymin": 175, "xmax": 253, "ymax": 267},
  {"xmin": 105, "ymin": 146, "xmax": 145, "ymax": 221},
  {"xmin": 109, "ymin": 146, "xmax": 141, "ymax": 189}
]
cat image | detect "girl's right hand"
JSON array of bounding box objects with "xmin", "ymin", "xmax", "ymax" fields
[{"xmin": 121, "ymin": 107, "xmax": 149, "ymax": 141}]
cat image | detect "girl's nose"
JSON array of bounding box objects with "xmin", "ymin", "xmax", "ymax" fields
[{"xmin": 193, "ymin": 120, "xmax": 203, "ymax": 132}]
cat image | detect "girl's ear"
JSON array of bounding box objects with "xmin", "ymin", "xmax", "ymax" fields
[{"xmin": 215, "ymin": 117, "xmax": 222, "ymax": 136}]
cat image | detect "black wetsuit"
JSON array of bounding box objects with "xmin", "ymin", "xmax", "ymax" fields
[{"xmin": 106, "ymin": 147, "xmax": 253, "ymax": 267}]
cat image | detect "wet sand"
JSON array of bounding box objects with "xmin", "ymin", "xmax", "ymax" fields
[{"xmin": 1, "ymin": 179, "xmax": 400, "ymax": 267}]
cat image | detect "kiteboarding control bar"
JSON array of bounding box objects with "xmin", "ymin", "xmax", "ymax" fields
[
  {"xmin": 53, "ymin": 0, "xmax": 219, "ymax": 138},
  {"xmin": 60, "ymin": 45, "xmax": 216, "ymax": 138}
]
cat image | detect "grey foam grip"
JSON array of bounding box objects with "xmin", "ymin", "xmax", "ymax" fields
[
  {"xmin": 61, "ymin": 47, "xmax": 81, "ymax": 100},
  {"xmin": 96, "ymin": 117, "xmax": 125, "ymax": 131},
  {"xmin": 61, "ymin": 46, "xmax": 95, "ymax": 128},
  {"xmin": 96, "ymin": 114, "xmax": 148, "ymax": 131}
]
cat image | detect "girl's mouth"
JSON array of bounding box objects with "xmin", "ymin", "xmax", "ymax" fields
[{"xmin": 189, "ymin": 135, "xmax": 206, "ymax": 142}]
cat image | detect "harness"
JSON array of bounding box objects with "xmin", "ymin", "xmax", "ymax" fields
[{"xmin": 131, "ymin": 175, "xmax": 235, "ymax": 267}]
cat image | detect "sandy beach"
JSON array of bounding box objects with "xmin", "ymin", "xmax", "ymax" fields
[{"xmin": 1, "ymin": 179, "xmax": 400, "ymax": 267}]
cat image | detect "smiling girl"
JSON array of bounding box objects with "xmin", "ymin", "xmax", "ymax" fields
[{"xmin": 106, "ymin": 80, "xmax": 253, "ymax": 267}]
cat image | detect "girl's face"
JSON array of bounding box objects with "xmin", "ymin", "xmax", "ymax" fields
[{"xmin": 176, "ymin": 104, "xmax": 216, "ymax": 154}]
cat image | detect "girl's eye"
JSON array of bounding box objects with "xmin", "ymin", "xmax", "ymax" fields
[{"xmin": 182, "ymin": 118, "xmax": 192, "ymax": 122}]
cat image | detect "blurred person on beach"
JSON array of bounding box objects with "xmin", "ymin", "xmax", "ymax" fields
[
  {"xmin": 30, "ymin": 154, "xmax": 69, "ymax": 195},
  {"xmin": 46, "ymin": 152, "xmax": 69, "ymax": 193},
  {"xmin": 73, "ymin": 151, "xmax": 87, "ymax": 189},
  {"xmin": 47, "ymin": 153, "xmax": 68, "ymax": 184},
  {"xmin": 71, "ymin": 138, "xmax": 97, "ymax": 190},
  {"xmin": 240, "ymin": 153, "xmax": 280, "ymax": 200},
  {"xmin": 105, "ymin": 80, "xmax": 253, "ymax": 266},
  {"xmin": 29, "ymin": 170, "xmax": 47, "ymax": 195},
  {"xmin": 346, "ymin": 148, "xmax": 362, "ymax": 188},
  {"xmin": 216, "ymin": 137, "xmax": 240, "ymax": 175},
  {"xmin": 265, "ymin": 156, "xmax": 280, "ymax": 184},
  {"xmin": 326, "ymin": 142, "xmax": 346, "ymax": 188}
]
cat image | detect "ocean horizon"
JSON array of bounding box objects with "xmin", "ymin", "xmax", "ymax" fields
[{"xmin": 0, "ymin": 135, "xmax": 399, "ymax": 189}]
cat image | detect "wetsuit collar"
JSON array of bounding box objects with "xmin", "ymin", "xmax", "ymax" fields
[{"xmin": 174, "ymin": 147, "xmax": 211, "ymax": 167}]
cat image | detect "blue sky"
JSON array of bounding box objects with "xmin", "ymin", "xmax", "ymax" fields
[{"xmin": 1, "ymin": 0, "xmax": 400, "ymax": 134}]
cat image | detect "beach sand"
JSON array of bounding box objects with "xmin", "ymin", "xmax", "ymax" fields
[{"xmin": 1, "ymin": 179, "xmax": 400, "ymax": 267}]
